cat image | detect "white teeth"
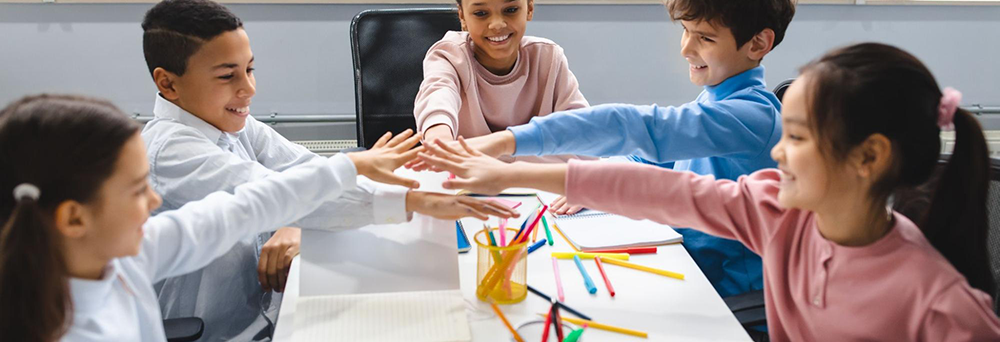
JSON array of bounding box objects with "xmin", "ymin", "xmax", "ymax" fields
[
  {"xmin": 227, "ymin": 107, "xmax": 249, "ymax": 114},
  {"xmin": 487, "ymin": 34, "xmax": 511, "ymax": 42}
]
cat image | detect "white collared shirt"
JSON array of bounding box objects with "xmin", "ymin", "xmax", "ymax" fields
[
  {"xmin": 138, "ymin": 94, "xmax": 408, "ymax": 341},
  {"xmin": 65, "ymin": 154, "xmax": 362, "ymax": 341}
]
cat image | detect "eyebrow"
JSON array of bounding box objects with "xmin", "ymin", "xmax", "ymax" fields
[
  {"xmin": 132, "ymin": 172, "xmax": 149, "ymax": 186},
  {"xmin": 469, "ymin": 0, "xmax": 516, "ymax": 6},
  {"xmin": 783, "ymin": 116, "xmax": 808, "ymax": 126},
  {"xmin": 681, "ymin": 22, "xmax": 717, "ymax": 37},
  {"xmin": 212, "ymin": 56, "xmax": 254, "ymax": 70}
]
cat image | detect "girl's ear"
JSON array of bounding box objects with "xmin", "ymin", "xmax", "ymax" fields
[
  {"xmin": 851, "ymin": 133, "xmax": 893, "ymax": 179},
  {"xmin": 53, "ymin": 200, "xmax": 90, "ymax": 239},
  {"xmin": 457, "ymin": 5, "xmax": 468, "ymax": 31},
  {"xmin": 526, "ymin": 0, "xmax": 534, "ymax": 21}
]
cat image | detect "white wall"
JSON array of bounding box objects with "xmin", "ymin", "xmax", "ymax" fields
[{"xmin": 1, "ymin": 3, "xmax": 998, "ymax": 139}]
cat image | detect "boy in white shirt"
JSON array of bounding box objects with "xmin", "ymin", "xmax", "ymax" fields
[{"xmin": 140, "ymin": 0, "xmax": 498, "ymax": 339}]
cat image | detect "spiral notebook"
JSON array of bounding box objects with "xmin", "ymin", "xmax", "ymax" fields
[{"xmin": 554, "ymin": 209, "xmax": 683, "ymax": 252}]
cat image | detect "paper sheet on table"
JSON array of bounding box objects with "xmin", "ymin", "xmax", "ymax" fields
[
  {"xmin": 299, "ymin": 213, "xmax": 459, "ymax": 296},
  {"xmin": 294, "ymin": 290, "xmax": 470, "ymax": 342}
]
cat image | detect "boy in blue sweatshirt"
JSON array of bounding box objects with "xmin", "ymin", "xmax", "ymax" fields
[{"xmin": 424, "ymin": 0, "xmax": 796, "ymax": 306}]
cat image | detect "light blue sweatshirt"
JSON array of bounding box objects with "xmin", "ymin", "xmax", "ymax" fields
[{"xmin": 509, "ymin": 66, "xmax": 781, "ymax": 298}]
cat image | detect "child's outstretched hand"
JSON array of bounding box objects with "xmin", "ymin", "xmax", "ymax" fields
[
  {"xmin": 406, "ymin": 191, "xmax": 520, "ymax": 221},
  {"xmin": 347, "ymin": 129, "xmax": 423, "ymax": 189},
  {"xmin": 417, "ymin": 137, "xmax": 514, "ymax": 195},
  {"xmin": 405, "ymin": 131, "xmax": 515, "ymax": 171}
]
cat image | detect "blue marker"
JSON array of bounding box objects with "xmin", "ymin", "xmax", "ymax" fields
[
  {"xmin": 527, "ymin": 239, "xmax": 547, "ymax": 254},
  {"xmin": 573, "ymin": 255, "xmax": 598, "ymax": 294}
]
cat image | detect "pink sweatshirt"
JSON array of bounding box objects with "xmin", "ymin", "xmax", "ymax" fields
[
  {"xmin": 566, "ymin": 161, "xmax": 1000, "ymax": 341},
  {"xmin": 414, "ymin": 31, "xmax": 588, "ymax": 140}
]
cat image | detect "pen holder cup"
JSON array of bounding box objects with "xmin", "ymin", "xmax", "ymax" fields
[{"xmin": 475, "ymin": 227, "xmax": 528, "ymax": 304}]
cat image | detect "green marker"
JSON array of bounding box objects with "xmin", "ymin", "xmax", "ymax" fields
[
  {"xmin": 562, "ymin": 326, "xmax": 586, "ymax": 342},
  {"xmin": 543, "ymin": 215, "xmax": 554, "ymax": 246}
]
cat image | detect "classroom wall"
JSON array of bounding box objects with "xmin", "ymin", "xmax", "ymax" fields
[{"xmin": 1, "ymin": 3, "xmax": 999, "ymax": 140}]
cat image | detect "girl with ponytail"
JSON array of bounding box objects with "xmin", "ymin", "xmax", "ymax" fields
[
  {"xmin": 413, "ymin": 43, "xmax": 1000, "ymax": 340},
  {"xmin": 0, "ymin": 95, "xmax": 516, "ymax": 342}
]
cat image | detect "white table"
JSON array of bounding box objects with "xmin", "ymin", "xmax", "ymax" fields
[{"xmin": 274, "ymin": 178, "xmax": 750, "ymax": 341}]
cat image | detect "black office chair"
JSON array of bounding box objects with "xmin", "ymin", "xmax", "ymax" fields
[
  {"xmin": 164, "ymin": 317, "xmax": 203, "ymax": 342},
  {"xmin": 350, "ymin": 8, "xmax": 462, "ymax": 149},
  {"xmin": 772, "ymin": 78, "xmax": 794, "ymax": 102},
  {"xmin": 893, "ymin": 155, "xmax": 1000, "ymax": 315},
  {"xmin": 987, "ymin": 158, "xmax": 1000, "ymax": 313}
]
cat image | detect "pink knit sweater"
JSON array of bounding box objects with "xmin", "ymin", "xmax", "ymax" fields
[{"xmin": 566, "ymin": 160, "xmax": 1000, "ymax": 341}]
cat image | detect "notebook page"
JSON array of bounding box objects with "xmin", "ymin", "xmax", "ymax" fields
[
  {"xmin": 556, "ymin": 213, "xmax": 682, "ymax": 251},
  {"xmin": 294, "ymin": 290, "xmax": 471, "ymax": 342}
]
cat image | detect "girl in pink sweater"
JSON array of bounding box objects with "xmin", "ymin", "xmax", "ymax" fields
[
  {"xmin": 416, "ymin": 43, "xmax": 1000, "ymax": 341},
  {"xmin": 414, "ymin": 0, "xmax": 588, "ymax": 144}
]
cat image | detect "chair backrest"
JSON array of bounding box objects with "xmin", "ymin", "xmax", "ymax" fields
[
  {"xmin": 986, "ymin": 158, "xmax": 1000, "ymax": 313},
  {"xmin": 350, "ymin": 8, "xmax": 462, "ymax": 149},
  {"xmin": 772, "ymin": 78, "xmax": 795, "ymax": 102},
  {"xmin": 894, "ymin": 156, "xmax": 1000, "ymax": 314}
]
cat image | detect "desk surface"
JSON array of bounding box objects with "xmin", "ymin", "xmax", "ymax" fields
[{"xmin": 274, "ymin": 179, "xmax": 750, "ymax": 341}]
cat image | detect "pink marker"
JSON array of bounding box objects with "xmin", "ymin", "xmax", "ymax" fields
[
  {"xmin": 552, "ymin": 257, "xmax": 565, "ymax": 302},
  {"xmin": 498, "ymin": 218, "xmax": 508, "ymax": 247}
]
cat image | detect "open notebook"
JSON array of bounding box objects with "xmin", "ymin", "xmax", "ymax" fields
[{"xmin": 554, "ymin": 209, "xmax": 683, "ymax": 252}]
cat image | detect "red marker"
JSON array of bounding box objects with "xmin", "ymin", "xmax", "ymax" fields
[{"xmin": 594, "ymin": 256, "xmax": 616, "ymax": 297}]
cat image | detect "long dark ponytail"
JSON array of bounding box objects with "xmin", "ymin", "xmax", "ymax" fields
[
  {"xmin": 801, "ymin": 43, "xmax": 993, "ymax": 294},
  {"xmin": 0, "ymin": 94, "xmax": 140, "ymax": 342}
]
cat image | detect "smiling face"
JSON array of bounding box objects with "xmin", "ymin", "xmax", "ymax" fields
[
  {"xmin": 679, "ymin": 20, "xmax": 759, "ymax": 87},
  {"xmin": 458, "ymin": 0, "xmax": 534, "ymax": 75},
  {"xmin": 770, "ymin": 74, "xmax": 860, "ymax": 212},
  {"xmin": 77, "ymin": 133, "xmax": 162, "ymax": 260},
  {"xmin": 156, "ymin": 28, "xmax": 256, "ymax": 133}
]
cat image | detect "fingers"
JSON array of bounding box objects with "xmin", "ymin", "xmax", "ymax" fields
[
  {"xmin": 432, "ymin": 138, "xmax": 471, "ymax": 158},
  {"xmin": 458, "ymin": 203, "xmax": 490, "ymax": 220},
  {"xmin": 267, "ymin": 246, "xmax": 281, "ymax": 293},
  {"xmin": 395, "ymin": 147, "xmax": 423, "ymax": 166},
  {"xmin": 377, "ymin": 170, "xmax": 421, "ymax": 189},
  {"xmin": 549, "ymin": 196, "xmax": 568, "ymax": 214},
  {"xmin": 423, "ymin": 142, "xmax": 466, "ymax": 164},
  {"xmin": 258, "ymin": 250, "xmax": 271, "ymax": 292},
  {"xmin": 457, "ymin": 136, "xmax": 482, "ymax": 156},
  {"xmin": 417, "ymin": 152, "xmax": 463, "ymax": 174},
  {"xmin": 277, "ymin": 253, "xmax": 292, "ymax": 292},
  {"xmin": 567, "ymin": 205, "xmax": 585, "ymax": 215},
  {"xmin": 372, "ymin": 131, "xmax": 393, "ymax": 149},
  {"xmin": 389, "ymin": 130, "xmax": 419, "ymax": 151},
  {"xmin": 466, "ymin": 198, "xmax": 519, "ymax": 219}
]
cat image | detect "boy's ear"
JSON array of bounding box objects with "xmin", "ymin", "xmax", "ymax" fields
[
  {"xmin": 747, "ymin": 28, "xmax": 776, "ymax": 62},
  {"xmin": 852, "ymin": 133, "xmax": 893, "ymax": 179},
  {"xmin": 153, "ymin": 67, "xmax": 181, "ymax": 101},
  {"xmin": 456, "ymin": 5, "xmax": 467, "ymax": 31},
  {"xmin": 53, "ymin": 200, "xmax": 90, "ymax": 240},
  {"xmin": 526, "ymin": 0, "xmax": 534, "ymax": 21}
]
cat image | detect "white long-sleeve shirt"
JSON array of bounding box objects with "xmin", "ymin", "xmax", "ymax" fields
[
  {"xmin": 140, "ymin": 94, "xmax": 409, "ymax": 341},
  {"xmin": 64, "ymin": 154, "xmax": 363, "ymax": 341}
]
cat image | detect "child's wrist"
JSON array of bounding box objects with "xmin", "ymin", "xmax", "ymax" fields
[{"xmin": 404, "ymin": 190, "xmax": 422, "ymax": 213}]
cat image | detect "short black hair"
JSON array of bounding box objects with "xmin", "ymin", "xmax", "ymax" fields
[
  {"xmin": 141, "ymin": 0, "xmax": 243, "ymax": 77},
  {"xmin": 667, "ymin": 0, "xmax": 796, "ymax": 50}
]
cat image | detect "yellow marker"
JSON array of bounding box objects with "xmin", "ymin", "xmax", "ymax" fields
[
  {"xmin": 536, "ymin": 314, "xmax": 648, "ymax": 339},
  {"xmin": 600, "ymin": 257, "xmax": 684, "ymax": 280},
  {"xmin": 551, "ymin": 252, "xmax": 629, "ymax": 261}
]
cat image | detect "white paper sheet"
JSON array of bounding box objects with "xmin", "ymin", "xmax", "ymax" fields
[{"xmin": 294, "ymin": 290, "xmax": 471, "ymax": 342}]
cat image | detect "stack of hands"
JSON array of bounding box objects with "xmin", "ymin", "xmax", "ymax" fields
[{"xmin": 260, "ymin": 130, "xmax": 530, "ymax": 292}]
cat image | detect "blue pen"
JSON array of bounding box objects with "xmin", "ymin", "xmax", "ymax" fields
[
  {"xmin": 573, "ymin": 255, "xmax": 598, "ymax": 294},
  {"xmin": 527, "ymin": 239, "xmax": 547, "ymax": 254}
]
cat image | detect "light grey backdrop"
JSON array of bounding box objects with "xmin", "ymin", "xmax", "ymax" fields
[{"xmin": 1, "ymin": 3, "xmax": 998, "ymax": 139}]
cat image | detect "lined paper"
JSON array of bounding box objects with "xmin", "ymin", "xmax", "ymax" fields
[{"xmin": 294, "ymin": 289, "xmax": 471, "ymax": 342}]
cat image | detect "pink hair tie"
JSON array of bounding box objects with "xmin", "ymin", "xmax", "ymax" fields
[{"xmin": 938, "ymin": 87, "xmax": 961, "ymax": 130}]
